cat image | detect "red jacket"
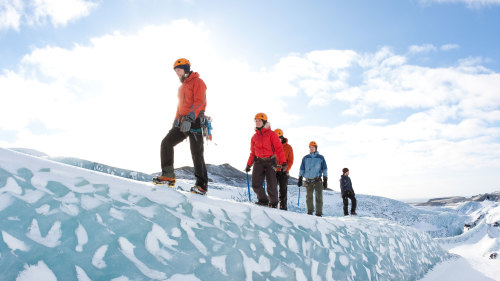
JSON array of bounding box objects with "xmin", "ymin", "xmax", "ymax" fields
[
  {"xmin": 175, "ymin": 72, "xmax": 207, "ymax": 121},
  {"xmin": 247, "ymin": 123, "xmax": 286, "ymax": 166},
  {"xmin": 282, "ymin": 138, "xmax": 294, "ymax": 172}
]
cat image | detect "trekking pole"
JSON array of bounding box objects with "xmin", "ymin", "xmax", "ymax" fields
[
  {"xmin": 246, "ymin": 172, "xmax": 251, "ymax": 201},
  {"xmin": 297, "ymin": 186, "xmax": 301, "ymax": 207},
  {"xmin": 263, "ymin": 180, "xmax": 266, "ymax": 190}
]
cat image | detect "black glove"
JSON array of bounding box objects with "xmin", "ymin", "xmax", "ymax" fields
[
  {"xmin": 281, "ymin": 163, "xmax": 287, "ymax": 172},
  {"xmin": 323, "ymin": 176, "xmax": 328, "ymax": 189},
  {"xmin": 297, "ymin": 176, "xmax": 303, "ymax": 187},
  {"xmin": 180, "ymin": 120, "xmax": 191, "ymax": 133},
  {"xmin": 245, "ymin": 165, "xmax": 251, "ymax": 172}
]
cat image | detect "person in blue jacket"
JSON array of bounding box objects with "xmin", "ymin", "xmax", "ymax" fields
[
  {"xmin": 340, "ymin": 168, "xmax": 357, "ymax": 216},
  {"xmin": 297, "ymin": 141, "xmax": 328, "ymax": 216}
]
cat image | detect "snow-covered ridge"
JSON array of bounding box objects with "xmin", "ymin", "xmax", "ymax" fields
[
  {"xmin": 415, "ymin": 192, "xmax": 500, "ymax": 207},
  {"xmin": 9, "ymin": 147, "xmax": 300, "ymax": 187},
  {"xmin": 0, "ymin": 147, "xmax": 448, "ymax": 280}
]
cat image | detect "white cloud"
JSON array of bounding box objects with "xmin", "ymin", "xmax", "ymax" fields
[
  {"xmin": 408, "ymin": 44, "xmax": 437, "ymax": 54},
  {"xmin": 31, "ymin": 0, "xmax": 97, "ymax": 27},
  {"xmin": 420, "ymin": 0, "xmax": 500, "ymax": 7},
  {"xmin": 273, "ymin": 46, "xmax": 500, "ymax": 198},
  {"xmin": 0, "ymin": 0, "xmax": 97, "ymax": 29},
  {"xmin": 0, "ymin": 0, "xmax": 23, "ymax": 30},
  {"xmin": 441, "ymin": 44, "xmax": 460, "ymax": 51}
]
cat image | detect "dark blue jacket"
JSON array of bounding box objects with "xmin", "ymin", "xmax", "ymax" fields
[{"xmin": 340, "ymin": 175, "xmax": 354, "ymax": 195}]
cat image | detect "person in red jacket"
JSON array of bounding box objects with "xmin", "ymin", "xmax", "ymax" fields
[
  {"xmin": 274, "ymin": 128, "xmax": 294, "ymax": 210},
  {"xmin": 153, "ymin": 58, "xmax": 208, "ymax": 195},
  {"xmin": 245, "ymin": 113, "xmax": 287, "ymax": 208}
]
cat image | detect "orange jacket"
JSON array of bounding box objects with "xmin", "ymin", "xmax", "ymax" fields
[
  {"xmin": 247, "ymin": 123, "xmax": 286, "ymax": 166},
  {"xmin": 282, "ymin": 138, "xmax": 294, "ymax": 172},
  {"xmin": 175, "ymin": 72, "xmax": 207, "ymax": 122}
]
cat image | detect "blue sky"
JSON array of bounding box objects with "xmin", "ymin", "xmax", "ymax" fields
[{"xmin": 1, "ymin": 0, "xmax": 500, "ymax": 199}]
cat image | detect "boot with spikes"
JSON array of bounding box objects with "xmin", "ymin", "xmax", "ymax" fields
[{"xmin": 153, "ymin": 176, "xmax": 176, "ymax": 187}]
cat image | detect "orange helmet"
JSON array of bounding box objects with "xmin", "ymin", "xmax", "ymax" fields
[
  {"xmin": 173, "ymin": 58, "xmax": 191, "ymax": 69},
  {"xmin": 274, "ymin": 129, "xmax": 283, "ymax": 137},
  {"xmin": 254, "ymin": 113, "xmax": 268, "ymax": 121},
  {"xmin": 309, "ymin": 141, "xmax": 318, "ymax": 147}
]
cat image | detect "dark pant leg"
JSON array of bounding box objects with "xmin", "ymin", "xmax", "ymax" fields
[
  {"xmin": 343, "ymin": 196, "xmax": 349, "ymax": 215},
  {"xmin": 160, "ymin": 127, "xmax": 187, "ymax": 177},
  {"xmin": 350, "ymin": 194, "xmax": 357, "ymax": 213},
  {"xmin": 305, "ymin": 183, "xmax": 314, "ymax": 214},
  {"xmin": 251, "ymin": 162, "xmax": 268, "ymax": 203},
  {"xmin": 189, "ymin": 132, "xmax": 208, "ymax": 187},
  {"xmin": 314, "ymin": 181, "xmax": 323, "ymax": 216},
  {"xmin": 277, "ymin": 172, "xmax": 288, "ymax": 210},
  {"xmin": 264, "ymin": 161, "xmax": 278, "ymax": 205}
]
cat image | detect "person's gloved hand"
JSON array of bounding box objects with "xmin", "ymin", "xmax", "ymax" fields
[
  {"xmin": 180, "ymin": 120, "xmax": 191, "ymax": 133},
  {"xmin": 323, "ymin": 176, "xmax": 328, "ymax": 189},
  {"xmin": 297, "ymin": 176, "xmax": 303, "ymax": 187},
  {"xmin": 245, "ymin": 165, "xmax": 251, "ymax": 172},
  {"xmin": 281, "ymin": 163, "xmax": 287, "ymax": 172}
]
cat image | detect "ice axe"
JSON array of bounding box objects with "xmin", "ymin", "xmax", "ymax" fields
[
  {"xmin": 297, "ymin": 186, "xmax": 301, "ymax": 207},
  {"xmin": 246, "ymin": 172, "xmax": 251, "ymax": 201}
]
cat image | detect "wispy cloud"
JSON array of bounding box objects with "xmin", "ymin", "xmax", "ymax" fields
[
  {"xmin": 408, "ymin": 44, "xmax": 437, "ymax": 54},
  {"xmin": 0, "ymin": 0, "xmax": 22, "ymax": 30},
  {"xmin": 0, "ymin": 0, "xmax": 97, "ymax": 30},
  {"xmin": 441, "ymin": 44, "xmax": 460, "ymax": 51},
  {"xmin": 420, "ymin": 0, "xmax": 500, "ymax": 8}
]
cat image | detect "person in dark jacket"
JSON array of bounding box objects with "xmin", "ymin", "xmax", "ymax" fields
[
  {"xmin": 340, "ymin": 168, "xmax": 357, "ymax": 216},
  {"xmin": 274, "ymin": 128, "xmax": 294, "ymax": 210},
  {"xmin": 246, "ymin": 113, "xmax": 287, "ymax": 208}
]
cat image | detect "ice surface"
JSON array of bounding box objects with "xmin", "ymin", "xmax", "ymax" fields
[
  {"xmin": 75, "ymin": 265, "xmax": 92, "ymax": 281},
  {"xmin": 92, "ymin": 244, "xmax": 108, "ymax": 269},
  {"xmin": 75, "ymin": 223, "xmax": 88, "ymax": 252},
  {"xmin": 16, "ymin": 261, "xmax": 57, "ymax": 281},
  {"xmin": 0, "ymin": 148, "xmax": 449, "ymax": 280},
  {"xmin": 1, "ymin": 230, "xmax": 30, "ymax": 252}
]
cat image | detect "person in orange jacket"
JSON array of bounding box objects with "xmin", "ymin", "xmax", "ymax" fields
[
  {"xmin": 154, "ymin": 58, "xmax": 208, "ymax": 195},
  {"xmin": 274, "ymin": 128, "xmax": 294, "ymax": 210},
  {"xmin": 246, "ymin": 113, "xmax": 287, "ymax": 208}
]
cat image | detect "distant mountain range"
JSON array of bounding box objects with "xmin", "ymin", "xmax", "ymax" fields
[
  {"xmin": 9, "ymin": 148, "xmax": 298, "ymax": 187},
  {"xmin": 415, "ymin": 191, "xmax": 500, "ymax": 206}
]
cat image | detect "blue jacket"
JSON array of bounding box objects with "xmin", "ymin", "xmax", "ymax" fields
[{"xmin": 299, "ymin": 152, "xmax": 327, "ymax": 179}]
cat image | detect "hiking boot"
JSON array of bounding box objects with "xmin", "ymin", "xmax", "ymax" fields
[
  {"xmin": 351, "ymin": 212, "xmax": 357, "ymax": 216},
  {"xmin": 269, "ymin": 202, "xmax": 278, "ymax": 208},
  {"xmin": 190, "ymin": 185, "xmax": 207, "ymax": 195},
  {"xmin": 255, "ymin": 200, "xmax": 269, "ymax": 206},
  {"xmin": 279, "ymin": 204, "xmax": 287, "ymax": 211},
  {"xmin": 315, "ymin": 214, "xmax": 322, "ymax": 217},
  {"xmin": 153, "ymin": 176, "xmax": 176, "ymax": 187},
  {"xmin": 307, "ymin": 212, "xmax": 313, "ymax": 215},
  {"xmin": 344, "ymin": 213, "xmax": 349, "ymax": 216}
]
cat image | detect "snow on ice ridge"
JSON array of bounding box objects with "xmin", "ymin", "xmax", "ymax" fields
[{"xmin": 0, "ymin": 148, "xmax": 449, "ymax": 280}]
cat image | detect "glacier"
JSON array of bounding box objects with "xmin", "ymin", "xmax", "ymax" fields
[{"xmin": 0, "ymin": 147, "xmax": 450, "ymax": 280}]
